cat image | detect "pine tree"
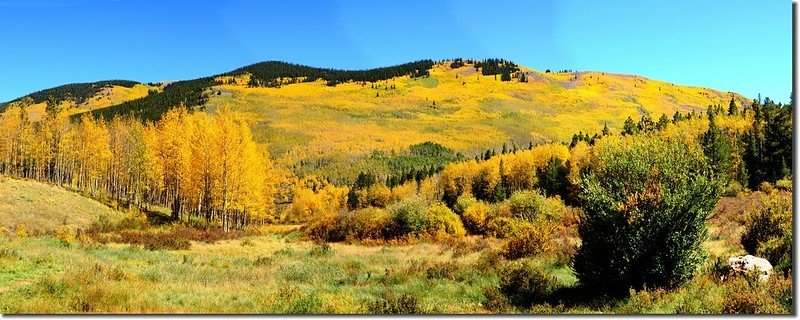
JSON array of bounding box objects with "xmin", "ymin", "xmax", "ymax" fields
[
  {"xmin": 701, "ymin": 109, "xmax": 733, "ymax": 182},
  {"xmin": 728, "ymin": 96, "xmax": 738, "ymax": 116},
  {"xmin": 622, "ymin": 116, "xmax": 637, "ymax": 136},
  {"xmin": 656, "ymin": 113, "xmax": 669, "ymax": 130},
  {"xmin": 601, "ymin": 123, "xmax": 611, "ymax": 136}
]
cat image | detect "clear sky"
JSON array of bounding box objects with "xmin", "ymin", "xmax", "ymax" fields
[{"xmin": 0, "ymin": 0, "xmax": 792, "ymax": 103}]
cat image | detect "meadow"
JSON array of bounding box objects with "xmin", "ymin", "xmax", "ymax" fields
[{"xmin": 0, "ymin": 177, "xmax": 791, "ymax": 314}]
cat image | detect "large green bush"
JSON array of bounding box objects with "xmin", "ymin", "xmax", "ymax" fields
[
  {"xmin": 508, "ymin": 190, "xmax": 547, "ymax": 222},
  {"xmin": 386, "ymin": 195, "xmax": 429, "ymax": 237},
  {"xmin": 573, "ymin": 137, "xmax": 723, "ymax": 293},
  {"xmin": 498, "ymin": 260, "xmax": 557, "ymax": 307}
]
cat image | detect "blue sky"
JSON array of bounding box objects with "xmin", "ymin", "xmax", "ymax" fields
[{"xmin": 0, "ymin": 0, "xmax": 791, "ymax": 103}]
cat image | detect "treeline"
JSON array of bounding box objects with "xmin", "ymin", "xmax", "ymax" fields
[
  {"xmin": 439, "ymin": 96, "xmax": 793, "ymax": 209},
  {"xmin": 85, "ymin": 60, "xmax": 436, "ymax": 121},
  {"xmin": 1, "ymin": 80, "xmax": 140, "ymax": 112},
  {"xmin": 87, "ymin": 77, "xmax": 219, "ymax": 122},
  {"xmin": 0, "ymin": 105, "xmax": 276, "ymax": 231},
  {"xmin": 741, "ymin": 98, "xmax": 792, "ymax": 188},
  {"xmin": 231, "ymin": 60, "xmax": 435, "ymax": 87}
]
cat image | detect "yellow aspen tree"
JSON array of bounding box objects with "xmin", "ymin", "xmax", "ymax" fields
[
  {"xmin": 185, "ymin": 112, "xmax": 220, "ymax": 223},
  {"xmin": 0, "ymin": 106, "xmax": 26, "ymax": 176},
  {"xmin": 153, "ymin": 107, "xmax": 191, "ymax": 219},
  {"xmin": 74, "ymin": 115, "xmax": 112, "ymax": 196}
]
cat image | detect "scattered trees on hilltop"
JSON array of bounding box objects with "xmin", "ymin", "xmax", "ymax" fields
[
  {"xmin": 233, "ymin": 60, "xmax": 434, "ymax": 87},
  {"xmin": 1, "ymin": 80, "xmax": 140, "ymax": 112}
]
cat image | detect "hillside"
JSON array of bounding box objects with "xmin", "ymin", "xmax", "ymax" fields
[
  {"xmin": 3, "ymin": 59, "xmax": 751, "ymax": 182},
  {"xmin": 0, "ymin": 177, "xmax": 125, "ymax": 234},
  {"xmin": 1, "ymin": 80, "xmax": 159, "ymax": 121},
  {"xmin": 203, "ymin": 60, "xmax": 749, "ymax": 162}
]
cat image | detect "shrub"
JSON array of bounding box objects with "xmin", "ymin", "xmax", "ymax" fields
[
  {"xmin": 722, "ymin": 276, "xmax": 785, "ymax": 314},
  {"xmin": 758, "ymin": 181, "xmax": 774, "ymax": 194},
  {"xmin": 498, "ymin": 260, "xmax": 557, "ymax": 307},
  {"xmin": 425, "ymin": 204, "xmax": 465, "ymax": 237},
  {"xmin": 56, "ymin": 227, "xmax": 76, "ymax": 247},
  {"xmin": 508, "ymin": 190, "xmax": 547, "ymax": 222},
  {"xmin": 741, "ymin": 193, "xmax": 792, "ymax": 272},
  {"xmin": 368, "ymin": 292, "xmax": 423, "ymax": 314},
  {"xmin": 482, "ymin": 286, "xmax": 511, "ymax": 313},
  {"xmin": 723, "ymin": 180, "xmax": 745, "ymax": 197},
  {"xmin": 347, "ymin": 207, "xmax": 391, "ymax": 240},
  {"xmin": 774, "ymin": 178, "xmax": 792, "ymax": 191},
  {"xmin": 461, "ymin": 201, "xmax": 492, "ymax": 235},
  {"xmin": 304, "ymin": 216, "xmax": 338, "ymax": 242},
  {"xmin": 486, "ymin": 217, "xmax": 524, "ymax": 239},
  {"xmin": 365, "ymin": 185, "xmax": 392, "ymax": 208},
  {"xmin": 15, "ymin": 224, "xmax": 28, "ymax": 238},
  {"xmin": 502, "ymin": 223, "xmax": 553, "ymax": 260},
  {"xmin": 454, "ymin": 195, "xmax": 478, "ymax": 215},
  {"xmin": 386, "ymin": 195, "xmax": 429, "ymax": 238},
  {"xmin": 308, "ymin": 207, "xmax": 391, "ymax": 242},
  {"xmin": 425, "ymin": 261, "xmax": 461, "ymax": 280},
  {"xmin": 573, "ymin": 137, "xmax": 723, "ymax": 292},
  {"xmin": 309, "ymin": 243, "xmax": 334, "ymax": 257}
]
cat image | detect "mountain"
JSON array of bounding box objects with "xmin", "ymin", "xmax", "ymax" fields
[{"xmin": 2, "ymin": 59, "xmax": 749, "ymax": 180}]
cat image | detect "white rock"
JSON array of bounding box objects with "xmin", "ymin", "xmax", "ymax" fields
[{"xmin": 727, "ymin": 255, "xmax": 773, "ymax": 282}]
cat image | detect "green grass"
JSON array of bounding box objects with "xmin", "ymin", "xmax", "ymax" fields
[
  {"xmin": 0, "ymin": 233, "xmax": 507, "ymax": 313},
  {"xmin": 0, "ymin": 176, "xmax": 790, "ymax": 314}
]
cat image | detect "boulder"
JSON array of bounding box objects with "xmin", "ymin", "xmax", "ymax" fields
[{"xmin": 726, "ymin": 255, "xmax": 773, "ymax": 282}]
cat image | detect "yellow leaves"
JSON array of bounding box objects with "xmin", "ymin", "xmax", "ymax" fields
[
  {"xmin": 285, "ymin": 175, "xmax": 348, "ymax": 222},
  {"xmin": 74, "ymin": 115, "xmax": 112, "ymax": 182},
  {"xmin": 438, "ymin": 143, "xmax": 571, "ymax": 197}
]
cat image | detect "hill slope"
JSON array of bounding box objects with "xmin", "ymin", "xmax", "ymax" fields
[
  {"xmin": 0, "ymin": 177, "xmax": 125, "ymax": 234},
  {"xmin": 1, "ymin": 80, "xmax": 159, "ymax": 121},
  {"xmin": 3, "ymin": 59, "xmax": 751, "ymax": 181},
  {"xmin": 203, "ymin": 60, "xmax": 748, "ymax": 161}
]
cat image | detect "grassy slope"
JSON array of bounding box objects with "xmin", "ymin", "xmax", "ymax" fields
[
  {"xmin": 205, "ymin": 63, "xmax": 748, "ymax": 166},
  {"xmin": 0, "ymin": 177, "xmax": 125, "ymax": 234}
]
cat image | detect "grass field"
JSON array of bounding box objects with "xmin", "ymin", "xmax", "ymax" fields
[{"xmin": 0, "ymin": 177, "xmax": 789, "ymax": 314}]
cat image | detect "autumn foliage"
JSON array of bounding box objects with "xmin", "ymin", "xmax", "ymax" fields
[{"xmin": 0, "ymin": 104, "xmax": 277, "ymax": 231}]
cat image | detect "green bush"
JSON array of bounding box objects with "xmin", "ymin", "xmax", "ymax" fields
[
  {"xmin": 386, "ymin": 195, "xmax": 429, "ymax": 238},
  {"xmin": 454, "ymin": 195, "xmax": 478, "ymax": 215},
  {"xmin": 723, "ymin": 180, "xmax": 745, "ymax": 197},
  {"xmin": 425, "ymin": 204, "xmax": 466, "ymax": 237},
  {"xmin": 774, "ymin": 178, "xmax": 792, "ymax": 191},
  {"xmin": 486, "ymin": 217, "xmax": 524, "ymax": 239},
  {"xmin": 573, "ymin": 137, "xmax": 723, "ymax": 293},
  {"xmin": 498, "ymin": 260, "xmax": 557, "ymax": 308},
  {"xmin": 368, "ymin": 292, "xmax": 423, "ymax": 314},
  {"xmin": 508, "ymin": 190, "xmax": 547, "ymax": 222}
]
